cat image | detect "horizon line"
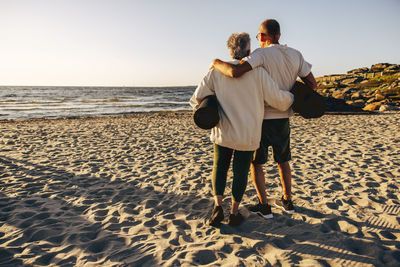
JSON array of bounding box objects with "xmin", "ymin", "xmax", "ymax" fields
[{"xmin": 0, "ymin": 84, "xmax": 197, "ymax": 88}]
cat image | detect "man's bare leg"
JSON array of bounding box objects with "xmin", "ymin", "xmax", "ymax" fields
[
  {"xmin": 277, "ymin": 161, "xmax": 292, "ymax": 200},
  {"xmin": 250, "ymin": 163, "xmax": 267, "ymax": 204}
]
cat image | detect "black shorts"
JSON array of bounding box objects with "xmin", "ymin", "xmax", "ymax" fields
[{"xmin": 253, "ymin": 118, "xmax": 291, "ymax": 164}]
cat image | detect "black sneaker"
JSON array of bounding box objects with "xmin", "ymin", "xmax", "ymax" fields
[
  {"xmin": 248, "ymin": 202, "xmax": 273, "ymax": 219},
  {"xmin": 228, "ymin": 212, "xmax": 244, "ymax": 226},
  {"xmin": 274, "ymin": 196, "xmax": 295, "ymax": 213},
  {"xmin": 209, "ymin": 206, "xmax": 224, "ymax": 226}
]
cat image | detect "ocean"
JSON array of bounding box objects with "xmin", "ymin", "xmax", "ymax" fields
[{"xmin": 0, "ymin": 86, "xmax": 196, "ymax": 120}]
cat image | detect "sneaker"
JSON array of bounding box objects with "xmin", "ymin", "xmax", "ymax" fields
[
  {"xmin": 274, "ymin": 196, "xmax": 295, "ymax": 213},
  {"xmin": 209, "ymin": 206, "xmax": 224, "ymax": 226},
  {"xmin": 248, "ymin": 202, "xmax": 273, "ymax": 219},
  {"xmin": 228, "ymin": 212, "xmax": 244, "ymax": 226}
]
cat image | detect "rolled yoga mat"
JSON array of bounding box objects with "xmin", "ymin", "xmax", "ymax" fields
[
  {"xmin": 291, "ymin": 81, "xmax": 325, "ymax": 119},
  {"xmin": 193, "ymin": 95, "xmax": 220, "ymax": 129}
]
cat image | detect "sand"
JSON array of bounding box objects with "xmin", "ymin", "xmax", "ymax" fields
[{"xmin": 0, "ymin": 111, "xmax": 399, "ymax": 266}]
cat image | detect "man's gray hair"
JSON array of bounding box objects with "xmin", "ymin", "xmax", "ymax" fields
[{"xmin": 227, "ymin": 32, "xmax": 250, "ymax": 60}]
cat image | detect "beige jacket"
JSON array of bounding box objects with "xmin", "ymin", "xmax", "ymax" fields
[{"xmin": 190, "ymin": 61, "xmax": 294, "ymax": 151}]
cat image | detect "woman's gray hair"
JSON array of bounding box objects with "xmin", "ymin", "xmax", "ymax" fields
[{"xmin": 227, "ymin": 32, "xmax": 250, "ymax": 60}]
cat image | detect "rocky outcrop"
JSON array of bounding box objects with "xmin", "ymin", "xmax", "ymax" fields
[
  {"xmin": 371, "ymin": 63, "xmax": 392, "ymax": 71},
  {"xmin": 347, "ymin": 67, "xmax": 369, "ymax": 75},
  {"xmin": 316, "ymin": 63, "xmax": 400, "ymax": 112}
]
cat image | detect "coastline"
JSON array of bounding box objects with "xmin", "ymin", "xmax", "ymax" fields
[
  {"xmin": 0, "ymin": 111, "xmax": 399, "ymax": 265},
  {"xmin": 0, "ymin": 109, "xmax": 397, "ymax": 124},
  {"xmin": 0, "ymin": 109, "xmax": 192, "ymax": 123}
]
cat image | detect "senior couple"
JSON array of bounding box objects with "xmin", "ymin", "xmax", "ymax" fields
[{"xmin": 190, "ymin": 19, "xmax": 317, "ymax": 226}]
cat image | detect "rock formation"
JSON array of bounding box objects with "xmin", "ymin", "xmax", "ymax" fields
[{"xmin": 315, "ymin": 63, "xmax": 400, "ymax": 112}]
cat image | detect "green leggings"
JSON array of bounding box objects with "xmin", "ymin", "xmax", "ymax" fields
[{"xmin": 212, "ymin": 144, "xmax": 254, "ymax": 202}]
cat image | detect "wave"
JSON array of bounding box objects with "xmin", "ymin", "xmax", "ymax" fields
[{"xmin": 0, "ymin": 85, "xmax": 195, "ymax": 119}]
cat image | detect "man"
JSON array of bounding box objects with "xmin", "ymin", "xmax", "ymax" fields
[
  {"xmin": 211, "ymin": 19, "xmax": 317, "ymax": 217},
  {"xmin": 190, "ymin": 32, "xmax": 294, "ymax": 226}
]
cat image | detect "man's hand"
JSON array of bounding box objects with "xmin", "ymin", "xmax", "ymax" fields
[
  {"xmin": 300, "ymin": 72, "xmax": 317, "ymax": 90},
  {"xmin": 210, "ymin": 59, "xmax": 221, "ymax": 70}
]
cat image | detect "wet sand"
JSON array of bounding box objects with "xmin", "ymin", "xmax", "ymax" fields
[{"xmin": 0, "ymin": 111, "xmax": 399, "ymax": 266}]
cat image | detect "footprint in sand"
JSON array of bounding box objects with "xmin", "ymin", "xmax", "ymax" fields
[
  {"xmin": 337, "ymin": 220, "xmax": 360, "ymax": 234},
  {"xmin": 161, "ymin": 232, "xmax": 171, "ymax": 239},
  {"xmin": 325, "ymin": 202, "xmax": 339, "ymax": 210},
  {"xmin": 347, "ymin": 197, "xmax": 370, "ymax": 207},
  {"xmin": 162, "ymin": 213, "xmax": 175, "ymax": 220},
  {"xmin": 16, "ymin": 211, "xmax": 36, "ymax": 219},
  {"xmin": 168, "ymin": 237, "xmax": 179, "ymax": 246},
  {"xmin": 382, "ymin": 205, "xmax": 400, "ymax": 215},
  {"xmin": 380, "ymin": 230, "xmax": 397, "ymax": 240},
  {"xmin": 144, "ymin": 199, "xmax": 158, "ymax": 209},
  {"xmin": 343, "ymin": 238, "xmax": 375, "ymax": 255},
  {"xmin": 143, "ymin": 218, "xmax": 158, "ymax": 227},
  {"xmin": 366, "ymin": 181, "xmax": 380, "ymax": 188},
  {"xmin": 172, "ymin": 219, "xmax": 191, "ymax": 230},
  {"xmin": 17, "ymin": 218, "xmax": 34, "ymax": 228},
  {"xmin": 79, "ymin": 230, "xmax": 100, "ymax": 242},
  {"xmin": 29, "ymin": 229, "xmax": 54, "ymax": 242},
  {"xmin": 191, "ymin": 250, "xmax": 217, "ymax": 265},
  {"xmin": 8, "ymin": 234, "xmax": 29, "ymax": 246},
  {"xmin": 130, "ymin": 234, "xmax": 148, "ymax": 243},
  {"xmin": 328, "ymin": 181, "xmax": 344, "ymax": 191},
  {"xmin": 94, "ymin": 209, "xmax": 108, "ymax": 217},
  {"xmin": 161, "ymin": 247, "xmax": 176, "ymax": 260},
  {"xmin": 34, "ymin": 252, "xmax": 59, "ymax": 266},
  {"xmin": 86, "ymin": 238, "xmax": 109, "ymax": 254}
]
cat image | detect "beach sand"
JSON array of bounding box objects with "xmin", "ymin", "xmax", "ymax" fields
[{"xmin": 0, "ymin": 111, "xmax": 399, "ymax": 266}]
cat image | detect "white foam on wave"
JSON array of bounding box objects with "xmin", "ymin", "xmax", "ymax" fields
[{"xmin": 0, "ymin": 86, "xmax": 195, "ymax": 119}]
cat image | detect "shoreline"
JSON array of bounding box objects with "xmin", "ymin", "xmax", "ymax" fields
[
  {"xmin": 1, "ymin": 109, "xmax": 398, "ymax": 123},
  {"xmin": 0, "ymin": 109, "xmax": 193, "ymax": 123}
]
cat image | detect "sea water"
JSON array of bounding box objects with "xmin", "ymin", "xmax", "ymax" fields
[{"xmin": 0, "ymin": 86, "xmax": 196, "ymax": 120}]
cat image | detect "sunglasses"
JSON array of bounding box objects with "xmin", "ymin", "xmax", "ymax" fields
[{"xmin": 256, "ymin": 32, "xmax": 267, "ymax": 40}]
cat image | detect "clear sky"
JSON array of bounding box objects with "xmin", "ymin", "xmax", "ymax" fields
[{"xmin": 0, "ymin": 0, "xmax": 399, "ymax": 87}]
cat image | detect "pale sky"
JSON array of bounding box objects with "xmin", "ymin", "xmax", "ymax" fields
[{"xmin": 0, "ymin": 0, "xmax": 399, "ymax": 87}]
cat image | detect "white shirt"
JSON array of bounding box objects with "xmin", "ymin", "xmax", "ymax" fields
[
  {"xmin": 190, "ymin": 60, "xmax": 294, "ymax": 151},
  {"xmin": 244, "ymin": 44, "xmax": 312, "ymax": 119}
]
